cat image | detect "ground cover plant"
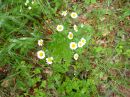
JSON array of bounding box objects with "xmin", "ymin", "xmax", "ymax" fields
[{"xmin": 0, "ymin": 0, "xmax": 130, "ymax": 97}]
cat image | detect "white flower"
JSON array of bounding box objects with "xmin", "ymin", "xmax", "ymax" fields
[
  {"xmin": 68, "ymin": 32, "xmax": 73, "ymax": 39},
  {"xmin": 78, "ymin": 41, "xmax": 84, "ymax": 48},
  {"xmin": 32, "ymin": 1, "xmax": 34, "ymax": 4},
  {"xmin": 74, "ymin": 53, "xmax": 79, "ymax": 60},
  {"xmin": 46, "ymin": 57, "xmax": 53, "ymax": 64},
  {"xmin": 25, "ymin": 0, "xmax": 29, "ymax": 6},
  {"xmin": 61, "ymin": 10, "xmax": 67, "ymax": 16},
  {"xmin": 37, "ymin": 50, "xmax": 45, "ymax": 59},
  {"xmin": 73, "ymin": 25, "xmax": 78, "ymax": 32},
  {"xmin": 80, "ymin": 38, "xmax": 86, "ymax": 45},
  {"xmin": 56, "ymin": 25, "xmax": 64, "ymax": 32},
  {"xmin": 71, "ymin": 12, "xmax": 78, "ymax": 18},
  {"xmin": 28, "ymin": 6, "xmax": 32, "ymax": 10},
  {"xmin": 70, "ymin": 42, "xmax": 77, "ymax": 50},
  {"xmin": 38, "ymin": 39, "xmax": 43, "ymax": 46},
  {"xmin": 26, "ymin": 0, "xmax": 29, "ymax": 3},
  {"xmin": 25, "ymin": 3, "xmax": 28, "ymax": 6}
]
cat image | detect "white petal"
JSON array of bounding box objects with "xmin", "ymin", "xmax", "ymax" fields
[
  {"xmin": 74, "ymin": 53, "xmax": 79, "ymax": 60},
  {"xmin": 37, "ymin": 50, "xmax": 45, "ymax": 59}
]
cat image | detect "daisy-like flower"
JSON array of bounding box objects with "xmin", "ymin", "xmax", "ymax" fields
[
  {"xmin": 80, "ymin": 38, "xmax": 86, "ymax": 45},
  {"xmin": 37, "ymin": 50, "xmax": 45, "ymax": 59},
  {"xmin": 25, "ymin": 0, "xmax": 29, "ymax": 6},
  {"xmin": 46, "ymin": 57, "xmax": 53, "ymax": 64},
  {"xmin": 26, "ymin": 0, "xmax": 29, "ymax": 3},
  {"xmin": 28, "ymin": 6, "xmax": 32, "ymax": 10},
  {"xmin": 73, "ymin": 25, "xmax": 78, "ymax": 32},
  {"xmin": 68, "ymin": 32, "xmax": 73, "ymax": 39},
  {"xmin": 78, "ymin": 41, "xmax": 84, "ymax": 48},
  {"xmin": 61, "ymin": 10, "xmax": 67, "ymax": 16},
  {"xmin": 25, "ymin": 3, "xmax": 28, "ymax": 6},
  {"xmin": 32, "ymin": 1, "xmax": 34, "ymax": 4},
  {"xmin": 71, "ymin": 12, "xmax": 78, "ymax": 18},
  {"xmin": 74, "ymin": 53, "xmax": 79, "ymax": 60},
  {"xmin": 38, "ymin": 39, "xmax": 43, "ymax": 46},
  {"xmin": 70, "ymin": 42, "xmax": 77, "ymax": 50},
  {"xmin": 56, "ymin": 25, "xmax": 64, "ymax": 32}
]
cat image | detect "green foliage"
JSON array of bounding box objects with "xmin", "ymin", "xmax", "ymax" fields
[
  {"xmin": 0, "ymin": 0, "xmax": 129, "ymax": 97},
  {"xmin": 85, "ymin": 0, "xmax": 96, "ymax": 5}
]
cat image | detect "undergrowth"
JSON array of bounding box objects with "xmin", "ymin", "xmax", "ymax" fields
[{"xmin": 0, "ymin": 0, "xmax": 130, "ymax": 97}]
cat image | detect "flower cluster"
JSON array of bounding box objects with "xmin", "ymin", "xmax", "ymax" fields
[
  {"xmin": 37, "ymin": 11, "xmax": 86, "ymax": 64},
  {"xmin": 25, "ymin": 0, "xmax": 34, "ymax": 10},
  {"xmin": 61, "ymin": 11, "xmax": 78, "ymax": 18},
  {"xmin": 56, "ymin": 11, "xmax": 86, "ymax": 61},
  {"xmin": 37, "ymin": 39, "xmax": 53, "ymax": 64},
  {"xmin": 57, "ymin": 12, "xmax": 78, "ymax": 32},
  {"xmin": 78, "ymin": 38, "xmax": 86, "ymax": 48}
]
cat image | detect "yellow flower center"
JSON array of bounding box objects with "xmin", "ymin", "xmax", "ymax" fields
[
  {"xmin": 58, "ymin": 26, "xmax": 62, "ymax": 30},
  {"xmin": 72, "ymin": 14, "xmax": 76, "ymax": 17},
  {"xmin": 79, "ymin": 42, "xmax": 82, "ymax": 45},
  {"xmin": 69, "ymin": 34, "xmax": 73, "ymax": 37},
  {"xmin": 72, "ymin": 44, "xmax": 76, "ymax": 48},
  {"xmin": 48, "ymin": 58, "xmax": 52, "ymax": 62},
  {"xmin": 63, "ymin": 12, "xmax": 66, "ymax": 14},
  {"xmin": 40, "ymin": 41, "xmax": 43, "ymax": 44},
  {"xmin": 82, "ymin": 40, "xmax": 85, "ymax": 43},
  {"xmin": 39, "ymin": 52, "xmax": 43, "ymax": 57}
]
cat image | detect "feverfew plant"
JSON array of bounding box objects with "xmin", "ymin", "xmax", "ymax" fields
[
  {"xmin": 36, "ymin": 11, "xmax": 87, "ymax": 67},
  {"xmin": 2, "ymin": 0, "xmax": 129, "ymax": 97}
]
